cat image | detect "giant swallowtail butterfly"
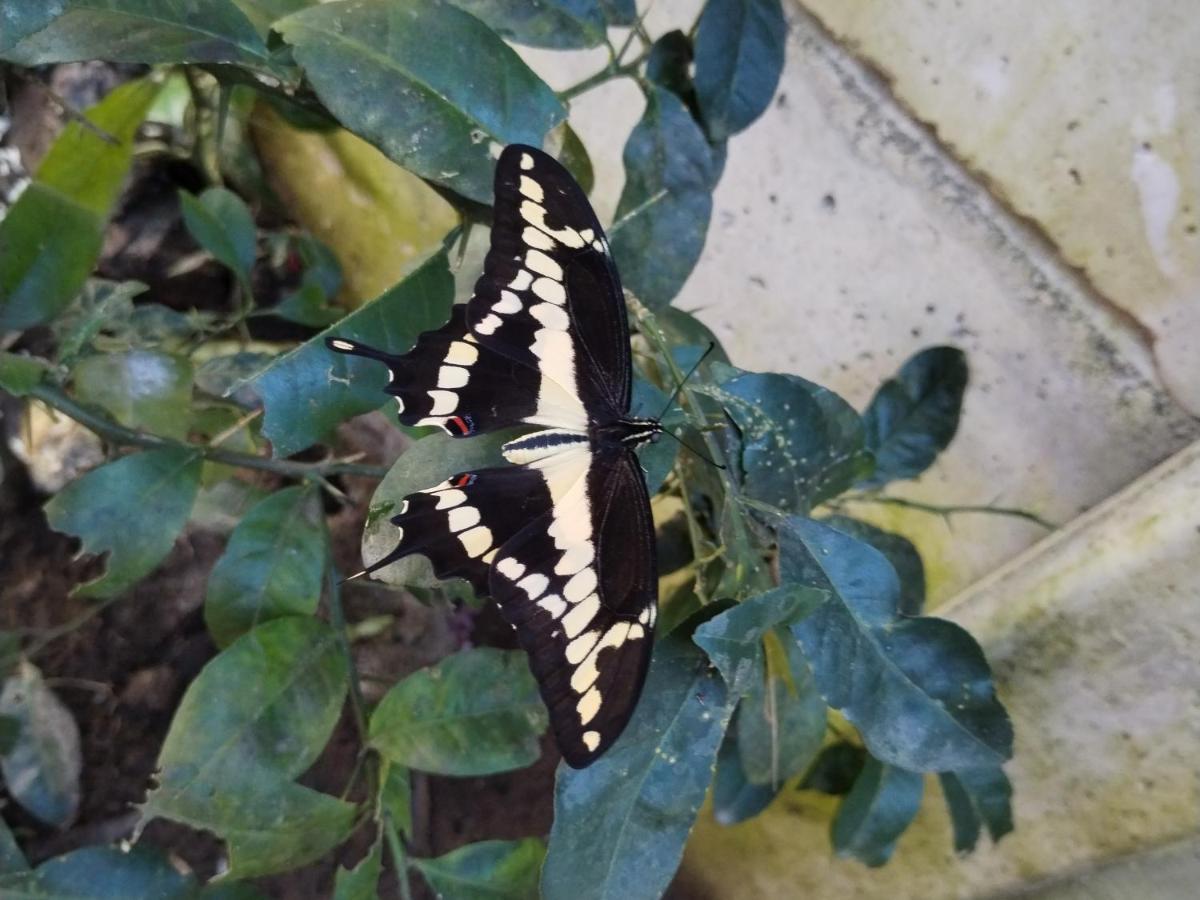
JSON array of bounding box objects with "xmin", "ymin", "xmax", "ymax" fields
[{"xmin": 327, "ymin": 144, "xmax": 660, "ymax": 768}]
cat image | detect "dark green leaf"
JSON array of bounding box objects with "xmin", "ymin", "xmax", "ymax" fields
[
  {"xmin": 699, "ymin": 364, "xmax": 872, "ymax": 514},
  {"xmin": 142, "ymin": 617, "xmax": 354, "ymax": 877},
  {"xmin": 712, "ymin": 729, "xmax": 777, "ymax": 825},
  {"xmin": 780, "ymin": 517, "xmax": 1013, "ymax": 771},
  {"xmin": 204, "ymin": 486, "xmax": 326, "ymax": 647},
  {"xmin": 251, "ymin": 248, "xmax": 454, "ymax": 457},
  {"xmin": 276, "ymin": 0, "xmax": 564, "ymax": 204},
  {"xmin": 652, "ymin": 306, "xmax": 730, "ymax": 371},
  {"xmin": 0, "ymin": 816, "xmax": 27, "ymax": 875},
  {"xmin": 194, "ymin": 351, "xmax": 274, "ymax": 407},
  {"xmin": 362, "ymin": 429, "xmax": 515, "ymax": 589},
  {"xmin": 822, "ymin": 515, "xmax": 925, "ymax": 615},
  {"xmin": 231, "ymin": 0, "xmax": 316, "ymax": 37},
  {"xmin": 370, "ymin": 648, "xmax": 547, "ymax": 776},
  {"xmin": 0, "ymin": 662, "xmax": 81, "ymax": 828},
  {"xmin": 939, "ymin": 767, "xmax": 1013, "ymax": 853},
  {"xmin": 0, "ymin": 353, "xmax": 51, "ymax": 397},
  {"xmin": 272, "ymin": 236, "xmax": 342, "ymax": 327},
  {"xmin": 692, "ymin": 585, "xmax": 824, "ymax": 697},
  {"xmin": 0, "ymin": 845, "xmax": 196, "ymax": 898},
  {"xmin": 333, "ymin": 834, "xmax": 383, "ymax": 900},
  {"xmin": 44, "ymin": 448, "xmax": 203, "ymax": 598},
  {"xmin": 545, "ymin": 122, "xmax": 594, "ymax": 196},
  {"xmin": 860, "ymin": 346, "xmax": 968, "ymax": 487},
  {"xmin": 0, "ymin": 80, "xmax": 158, "ymax": 330},
  {"xmin": 736, "ymin": 633, "xmax": 825, "ymax": 785},
  {"xmin": 379, "ymin": 762, "xmax": 412, "ymax": 838},
  {"xmin": 72, "ymin": 350, "xmax": 194, "ymax": 440},
  {"xmin": 832, "ymin": 757, "xmax": 924, "ymax": 867},
  {"xmin": 610, "ymin": 86, "xmax": 718, "ymax": 309},
  {"xmin": 179, "ymin": 187, "xmax": 258, "ymax": 282},
  {"xmin": 0, "ymin": 0, "xmax": 272, "ymax": 69},
  {"xmin": 447, "ymin": 0, "xmax": 606, "ymax": 49},
  {"xmin": 51, "ymin": 280, "xmax": 147, "ymax": 366},
  {"xmin": 646, "ymin": 31, "xmax": 694, "ymax": 103},
  {"xmin": 596, "ymin": 0, "xmax": 635, "ymax": 25},
  {"xmin": 413, "ymin": 839, "xmax": 544, "ymax": 900},
  {"xmin": 693, "ymin": 0, "xmax": 786, "ymax": 141},
  {"xmin": 630, "ymin": 377, "xmax": 682, "ymax": 496},
  {"xmin": 542, "ymin": 636, "xmax": 733, "ymax": 900},
  {"xmin": 797, "ymin": 742, "xmax": 865, "ymax": 796}
]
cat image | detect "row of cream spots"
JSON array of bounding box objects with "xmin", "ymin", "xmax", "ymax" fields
[
  {"xmin": 419, "ymin": 483, "xmax": 495, "ymax": 562},
  {"xmin": 414, "ymin": 335, "xmax": 479, "ymax": 428}
]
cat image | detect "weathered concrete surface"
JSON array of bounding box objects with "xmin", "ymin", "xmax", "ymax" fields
[
  {"xmin": 677, "ymin": 438, "xmax": 1200, "ymax": 898},
  {"xmin": 796, "ymin": 0, "xmax": 1200, "ymax": 415},
  {"xmin": 525, "ymin": 3, "xmax": 1199, "ymax": 604}
]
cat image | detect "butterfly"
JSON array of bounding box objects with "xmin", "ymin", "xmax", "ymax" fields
[{"xmin": 327, "ymin": 144, "xmax": 660, "ymax": 768}]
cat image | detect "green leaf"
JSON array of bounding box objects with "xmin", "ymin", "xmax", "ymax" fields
[
  {"xmin": 699, "ymin": 364, "xmax": 873, "ymax": 514},
  {"xmin": 939, "ymin": 767, "xmax": 1013, "ymax": 853},
  {"xmin": 831, "ymin": 757, "xmax": 924, "ymax": 867},
  {"xmin": 72, "ymin": 350, "xmax": 194, "ymax": 440},
  {"xmin": 45, "ymin": 448, "xmax": 203, "ymax": 598},
  {"xmin": 630, "ymin": 377, "xmax": 681, "ymax": 496},
  {"xmin": 370, "ymin": 648, "xmax": 546, "ymax": 776},
  {"xmin": 194, "ymin": 351, "xmax": 274, "ymax": 406},
  {"xmin": 276, "ymin": 0, "xmax": 565, "ymax": 204},
  {"xmin": 692, "ymin": 585, "xmax": 825, "ymax": 697},
  {"xmin": 646, "ymin": 31, "xmax": 697, "ymax": 112},
  {"xmin": 413, "ymin": 839, "xmax": 544, "ymax": 900},
  {"xmin": 51, "ymin": 279, "xmax": 147, "ymax": 367},
  {"xmin": 179, "ymin": 187, "xmax": 258, "ymax": 282},
  {"xmin": 693, "ymin": 0, "xmax": 786, "ymax": 141},
  {"xmin": 0, "ymin": 0, "xmax": 272, "ymax": 69},
  {"xmin": 736, "ymin": 633, "xmax": 825, "ymax": 785},
  {"xmin": 596, "ymin": 0, "xmax": 635, "ymax": 25},
  {"xmin": 780, "ymin": 517, "xmax": 1013, "ymax": 771},
  {"xmin": 446, "ymin": 0, "xmax": 606, "ymax": 49},
  {"xmin": 797, "ymin": 741, "xmax": 865, "ymax": 796},
  {"xmin": 0, "ymin": 662, "xmax": 81, "ymax": 828},
  {"xmin": 0, "ymin": 816, "xmax": 27, "ymax": 875},
  {"xmin": 0, "ymin": 80, "xmax": 159, "ymax": 330},
  {"xmin": 0, "ymin": 845, "xmax": 197, "ymax": 898},
  {"xmin": 272, "ymin": 235, "xmax": 343, "ymax": 327},
  {"xmin": 379, "ymin": 762, "xmax": 413, "ymax": 838},
  {"xmin": 711, "ymin": 730, "xmax": 776, "ymax": 826},
  {"xmin": 142, "ymin": 617, "xmax": 354, "ymax": 878},
  {"xmin": 822, "ymin": 516, "xmax": 925, "ymax": 615},
  {"xmin": 610, "ymin": 85, "xmax": 719, "ymax": 310},
  {"xmin": 362, "ymin": 430, "xmax": 515, "ymax": 589},
  {"xmin": 204, "ymin": 486, "xmax": 326, "ymax": 647},
  {"xmin": 231, "ymin": 0, "xmax": 316, "ymax": 37},
  {"xmin": 333, "ymin": 835, "xmax": 383, "ymax": 900},
  {"xmin": 0, "ymin": 353, "xmax": 51, "ymax": 397},
  {"xmin": 542, "ymin": 636, "xmax": 733, "ymax": 900},
  {"xmin": 545, "ymin": 121, "xmax": 594, "ymax": 196},
  {"xmin": 251, "ymin": 248, "xmax": 454, "ymax": 457},
  {"xmin": 860, "ymin": 346, "xmax": 968, "ymax": 488}
]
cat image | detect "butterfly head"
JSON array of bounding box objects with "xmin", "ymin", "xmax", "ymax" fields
[{"xmin": 611, "ymin": 417, "xmax": 663, "ymax": 449}]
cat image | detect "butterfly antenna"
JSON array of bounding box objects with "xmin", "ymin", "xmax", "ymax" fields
[
  {"xmin": 660, "ymin": 427, "xmax": 726, "ymax": 470},
  {"xmin": 657, "ymin": 342, "xmax": 716, "ymax": 421}
]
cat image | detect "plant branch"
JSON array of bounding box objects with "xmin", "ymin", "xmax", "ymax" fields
[
  {"xmin": 558, "ymin": 49, "xmax": 652, "ymax": 102},
  {"xmin": 29, "ymin": 381, "xmax": 389, "ymax": 479},
  {"xmin": 844, "ymin": 494, "xmax": 1056, "ymax": 531}
]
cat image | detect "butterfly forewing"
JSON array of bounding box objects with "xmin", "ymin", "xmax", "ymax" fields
[{"xmin": 328, "ymin": 144, "xmax": 658, "ymax": 768}]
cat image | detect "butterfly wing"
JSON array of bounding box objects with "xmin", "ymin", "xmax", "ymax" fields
[{"xmin": 490, "ymin": 444, "xmax": 656, "ymax": 768}]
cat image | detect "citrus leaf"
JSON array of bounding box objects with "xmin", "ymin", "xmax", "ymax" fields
[
  {"xmin": 0, "ymin": 353, "xmax": 51, "ymax": 397},
  {"xmin": 692, "ymin": 585, "xmax": 825, "ymax": 697},
  {"xmin": 362, "ymin": 430, "xmax": 515, "ymax": 589},
  {"xmin": 693, "ymin": 0, "xmax": 787, "ymax": 141},
  {"xmin": 333, "ymin": 834, "xmax": 383, "ymax": 900},
  {"xmin": 379, "ymin": 762, "xmax": 412, "ymax": 838},
  {"xmin": 542, "ymin": 636, "xmax": 733, "ymax": 900},
  {"xmin": 412, "ymin": 839, "xmax": 544, "ymax": 900},
  {"xmin": 447, "ymin": 0, "xmax": 606, "ymax": 49},
  {"xmin": 0, "ymin": 79, "xmax": 159, "ymax": 330},
  {"xmin": 0, "ymin": 662, "xmax": 82, "ymax": 828},
  {"xmin": 831, "ymin": 757, "xmax": 924, "ymax": 867},
  {"xmin": 597, "ymin": 0, "xmax": 634, "ymax": 25},
  {"xmin": 822, "ymin": 515, "xmax": 925, "ymax": 615},
  {"xmin": 250, "ymin": 247, "xmax": 454, "ymax": 457},
  {"xmin": 142, "ymin": 617, "xmax": 354, "ymax": 877},
  {"xmin": 711, "ymin": 730, "xmax": 776, "ymax": 826},
  {"xmin": 72, "ymin": 350, "xmax": 194, "ymax": 440},
  {"xmin": 276, "ymin": 0, "xmax": 564, "ymax": 204},
  {"xmin": 939, "ymin": 766, "xmax": 1013, "ymax": 854},
  {"xmin": 0, "ymin": 816, "xmax": 27, "ymax": 875},
  {"xmin": 610, "ymin": 85, "xmax": 719, "ymax": 310},
  {"xmin": 44, "ymin": 448, "xmax": 203, "ymax": 598},
  {"xmin": 780, "ymin": 517, "xmax": 1013, "ymax": 771},
  {"xmin": 544, "ymin": 121, "xmax": 594, "ymax": 196},
  {"xmin": 0, "ymin": 845, "xmax": 196, "ymax": 899},
  {"xmin": 698, "ymin": 364, "xmax": 872, "ymax": 514},
  {"xmin": 204, "ymin": 486, "xmax": 326, "ymax": 647},
  {"xmin": 369, "ymin": 648, "xmax": 546, "ymax": 776},
  {"xmin": 0, "ymin": 0, "xmax": 272, "ymax": 69},
  {"xmin": 179, "ymin": 187, "xmax": 257, "ymax": 282},
  {"xmin": 860, "ymin": 346, "xmax": 968, "ymax": 488}
]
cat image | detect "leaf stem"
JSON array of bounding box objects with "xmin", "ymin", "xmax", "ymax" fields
[
  {"xmin": 558, "ymin": 49, "xmax": 653, "ymax": 102},
  {"xmin": 844, "ymin": 494, "xmax": 1056, "ymax": 531},
  {"xmin": 28, "ymin": 381, "xmax": 389, "ymax": 479},
  {"xmin": 384, "ymin": 814, "xmax": 415, "ymax": 900}
]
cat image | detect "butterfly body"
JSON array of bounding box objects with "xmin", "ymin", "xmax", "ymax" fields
[{"xmin": 328, "ymin": 145, "xmax": 660, "ymax": 767}]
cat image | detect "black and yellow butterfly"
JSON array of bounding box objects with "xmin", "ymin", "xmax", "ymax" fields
[{"xmin": 328, "ymin": 145, "xmax": 659, "ymax": 768}]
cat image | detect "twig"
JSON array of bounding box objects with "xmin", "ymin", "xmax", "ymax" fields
[
  {"xmin": 29, "ymin": 382, "xmax": 389, "ymax": 480},
  {"xmin": 845, "ymin": 494, "xmax": 1056, "ymax": 531},
  {"xmin": 4, "ymin": 593, "xmax": 125, "ymax": 668},
  {"xmin": 558, "ymin": 49, "xmax": 653, "ymax": 102}
]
